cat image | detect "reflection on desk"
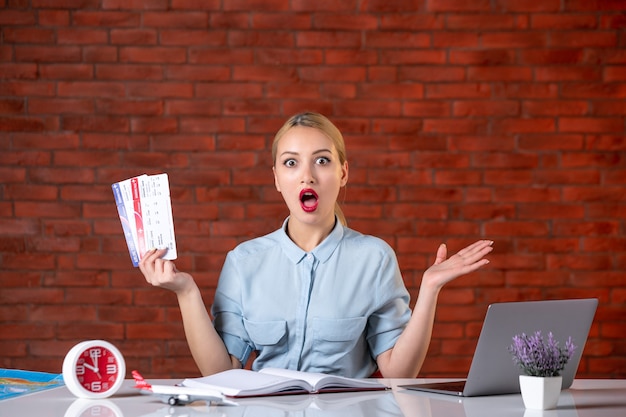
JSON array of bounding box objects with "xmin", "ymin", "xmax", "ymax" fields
[{"xmin": 0, "ymin": 379, "xmax": 625, "ymax": 417}]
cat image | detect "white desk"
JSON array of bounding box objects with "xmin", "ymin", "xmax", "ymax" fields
[{"xmin": 1, "ymin": 379, "xmax": 625, "ymax": 417}]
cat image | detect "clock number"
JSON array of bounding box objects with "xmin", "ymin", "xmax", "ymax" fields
[
  {"xmin": 76, "ymin": 364, "xmax": 85, "ymax": 375},
  {"xmin": 90, "ymin": 348, "xmax": 102, "ymax": 359},
  {"xmin": 91, "ymin": 381, "xmax": 102, "ymax": 392},
  {"xmin": 106, "ymin": 364, "xmax": 117, "ymax": 374}
]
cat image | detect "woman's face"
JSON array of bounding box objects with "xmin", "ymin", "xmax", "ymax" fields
[{"xmin": 273, "ymin": 126, "xmax": 348, "ymax": 226}]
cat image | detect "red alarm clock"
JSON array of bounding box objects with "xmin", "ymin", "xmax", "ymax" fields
[{"xmin": 62, "ymin": 340, "xmax": 126, "ymax": 399}]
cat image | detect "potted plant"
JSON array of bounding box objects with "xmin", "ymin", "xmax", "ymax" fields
[{"xmin": 509, "ymin": 331, "xmax": 576, "ymax": 410}]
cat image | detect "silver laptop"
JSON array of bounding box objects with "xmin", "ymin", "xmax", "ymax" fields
[{"xmin": 400, "ymin": 298, "xmax": 598, "ymax": 397}]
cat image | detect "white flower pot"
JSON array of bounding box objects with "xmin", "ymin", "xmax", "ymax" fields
[{"xmin": 519, "ymin": 375, "xmax": 562, "ymax": 410}]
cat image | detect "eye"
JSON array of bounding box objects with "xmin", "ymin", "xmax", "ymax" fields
[
  {"xmin": 315, "ymin": 156, "xmax": 331, "ymax": 165},
  {"xmin": 283, "ymin": 158, "xmax": 297, "ymax": 167}
]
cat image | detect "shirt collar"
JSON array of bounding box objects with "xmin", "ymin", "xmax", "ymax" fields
[{"xmin": 278, "ymin": 216, "xmax": 345, "ymax": 264}]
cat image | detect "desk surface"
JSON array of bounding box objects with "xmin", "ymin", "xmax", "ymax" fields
[{"xmin": 1, "ymin": 378, "xmax": 625, "ymax": 417}]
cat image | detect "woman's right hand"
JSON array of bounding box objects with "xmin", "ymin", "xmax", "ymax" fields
[{"xmin": 138, "ymin": 248, "xmax": 195, "ymax": 296}]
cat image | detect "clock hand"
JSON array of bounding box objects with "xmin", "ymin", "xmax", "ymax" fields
[
  {"xmin": 89, "ymin": 351, "xmax": 100, "ymax": 371},
  {"xmin": 87, "ymin": 351, "xmax": 103, "ymax": 378},
  {"xmin": 84, "ymin": 362, "xmax": 102, "ymax": 379}
]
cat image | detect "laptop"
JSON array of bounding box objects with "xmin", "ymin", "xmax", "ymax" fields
[{"xmin": 400, "ymin": 298, "xmax": 598, "ymax": 397}]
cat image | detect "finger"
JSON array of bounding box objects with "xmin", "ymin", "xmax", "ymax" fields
[
  {"xmin": 138, "ymin": 248, "xmax": 157, "ymax": 275},
  {"xmin": 434, "ymin": 243, "xmax": 447, "ymax": 265},
  {"xmin": 164, "ymin": 260, "xmax": 177, "ymax": 275},
  {"xmin": 456, "ymin": 240, "xmax": 494, "ymax": 258}
]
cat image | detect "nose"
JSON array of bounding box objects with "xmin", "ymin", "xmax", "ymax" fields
[{"xmin": 300, "ymin": 162, "xmax": 315, "ymax": 184}]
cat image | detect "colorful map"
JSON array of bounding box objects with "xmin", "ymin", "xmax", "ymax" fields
[{"xmin": 0, "ymin": 369, "xmax": 64, "ymax": 401}]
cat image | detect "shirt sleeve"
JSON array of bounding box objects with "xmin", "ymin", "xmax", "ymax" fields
[
  {"xmin": 365, "ymin": 246, "xmax": 412, "ymax": 358},
  {"xmin": 211, "ymin": 250, "xmax": 255, "ymax": 365}
]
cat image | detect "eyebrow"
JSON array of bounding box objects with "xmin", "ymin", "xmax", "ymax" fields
[{"xmin": 279, "ymin": 148, "xmax": 333, "ymax": 158}]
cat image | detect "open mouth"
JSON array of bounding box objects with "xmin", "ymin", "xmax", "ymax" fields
[{"xmin": 299, "ymin": 188, "xmax": 319, "ymax": 212}]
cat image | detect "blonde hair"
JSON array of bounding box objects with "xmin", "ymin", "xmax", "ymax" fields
[{"xmin": 272, "ymin": 112, "xmax": 348, "ymax": 226}]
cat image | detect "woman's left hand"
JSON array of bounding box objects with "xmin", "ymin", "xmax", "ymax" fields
[{"xmin": 422, "ymin": 240, "xmax": 494, "ymax": 291}]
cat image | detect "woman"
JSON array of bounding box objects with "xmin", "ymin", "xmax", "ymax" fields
[{"xmin": 139, "ymin": 112, "xmax": 493, "ymax": 378}]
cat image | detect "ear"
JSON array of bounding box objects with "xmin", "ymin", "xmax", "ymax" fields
[
  {"xmin": 273, "ymin": 166, "xmax": 281, "ymax": 192},
  {"xmin": 340, "ymin": 161, "xmax": 349, "ymax": 187}
]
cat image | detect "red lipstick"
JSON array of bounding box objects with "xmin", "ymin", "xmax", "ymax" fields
[{"xmin": 299, "ymin": 188, "xmax": 319, "ymax": 212}]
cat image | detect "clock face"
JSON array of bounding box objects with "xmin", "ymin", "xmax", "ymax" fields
[
  {"xmin": 63, "ymin": 340, "xmax": 126, "ymax": 399},
  {"xmin": 74, "ymin": 345, "xmax": 120, "ymax": 393}
]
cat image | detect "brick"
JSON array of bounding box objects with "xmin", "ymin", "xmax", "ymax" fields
[
  {"xmin": 224, "ymin": 0, "xmax": 289, "ymax": 12},
  {"xmin": 563, "ymin": 186, "xmax": 626, "ymax": 202},
  {"xmin": 561, "ymin": 117, "xmax": 624, "ymax": 133},
  {"xmin": 531, "ymin": 13, "xmax": 598, "ymax": 29},
  {"xmin": 482, "ymin": 32, "xmax": 547, "ymax": 48},
  {"xmin": 519, "ymin": 49, "xmax": 584, "ymax": 65},
  {"xmin": 426, "ymin": 83, "xmax": 491, "ymax": 99},
  {"xmin": 446, "ymin": 14, "xmax": 517, "ymax": 30},
  {"xmin": 0, "ymin": 98, "xmax": 25, "ymax": 114},
  {"xmin": 0, "ymin": 10, "xmax": 36, "ymax": 25},
  {"xmin": 266, "ymin": 83, "xmax": 322, "ymax": 100},
  {"xmin": 262, "ymin": 49, "xmax": 324, "ymax": 66},
  {"xmin": 547, "ymin": 254, "xmax": 613, "ymax": 270},
  {"xmin": 586, "ymin": 135, "xmax": 626, "ymax": 150},
  {"xmin": 399, "ymin": 66, "xmax": 465, "ymax": 82},
  {"xmin": 189, "ymin": 48, "xmax": 253, "ymax": 65},
  {"xmin": 57, "ymin": 28, "xmax": 108, "ymax": 44},
  {"xmin": 3, "ymin": 27, "xmax": 56, "ymax": 44},
  {"xmin": 83, "ymin": 46, "xmax": 118, "ymax": 62},
  {"xmin": 519, "ymin": 135, "xmax": 586, "ymax": 150},
  {"xmin": 166, "ymin": 65, "xmax": 230, "ymax": 81},
  {"xmin": 423, "ymin": 118, "xmax": 488, "ymax": 135},
  {"xmin": 449, "ymin": 49, "xmax": 516, "ymax": 65},
  {"xmin": 126, "ymin": 323, "xmax": 185, "ymax": 339},
  {"xmin": 0, "ymin": 324, "xmax": 55, "ymax": 340},
  {"xmin": 110, "ymin": 28, "xmax": 158, "ymax": 45},
  {"xmin": 380, "ymin": 49, "xmax": 446, "ymax": 65},
  {"xmin": 0, "ymin": 63, "xmax": 39, "ymax": 80},
  {"xmin": 37, "ymin": 9, "xmax": 70, "ymax": 26},
  {"xmin": 296, "ymin": 31, "xmax": 361, "ymax": 48},
  {"xmin": 15, "ymin": 45, "xmax": 81, "ymax": 62},
  {"xmin": 495, "ymin": 0, "xmax": 561, "ymax": 12},
  {"xmin": 563, "ymin": 82, "xmax": 626, "ymax": 98},
  {"xmin": 164, "ymin": 0, "xmax": 217, "ymax": 10},
  {"xmin": 493, "ymin": 118, "xmax": 555, "ymax": 134},
  {"xmin": 39, "ymin": 64, "xmax": 94, "ymax": 80},
  {"xmin": 534, "ymin": 169, "xmax": 600, "ymax": 185},
  {"xmin": 120, "ymin": 46, "xmax": 187, "ymax": 63},
  {"xmin": 252, "ymin": 12, "xmax": 313, "ymax": 30},
  {"xmin": 95, "ymin": 64, "xmax": 163, "ymax": 81},
  {"xmin": 380, "ymin": 13, "xmax": 444, "ymax": 30},
  {"xmin": 551, "ymin": 31, "xmax": 618, "ymax": 48},
  {"xmin": 366, "ymin": 32, "xmax": 430, "ymax": 49},
  {"xmin": 433, "ymin": 32, "xmax": 480, "ymax": 48},
  {"xmin": 142, "ymin": 11, "xmax": 208, "ymax": 28},
  {"xmin": 453, "ymin": 100, "xmax": 519, "ymax": 117},
  {"xmin": 71, "ymin": 10, "xmax": 140, "ymax": 27},
  {"xmin": 426, "ymin": 0, "xmax": 491, "ymax": 12}
]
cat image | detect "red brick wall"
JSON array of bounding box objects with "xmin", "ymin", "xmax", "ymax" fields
[{"xmin": 1, "ymin": 1, "xmax": 625, "ymax": 379}]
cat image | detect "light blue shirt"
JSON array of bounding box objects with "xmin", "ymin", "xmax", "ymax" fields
[{"xmin": 211, "ymin": 218, "xmax": 411, "ymax": 378}]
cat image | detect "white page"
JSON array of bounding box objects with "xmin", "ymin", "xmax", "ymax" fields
[
  {"xmin": 260, "ymin": 368, "xmax": 386, "ymax": 390},
  {"xmin": 182, "ymin": 369, "xmax": 312, "ymax": 397}
]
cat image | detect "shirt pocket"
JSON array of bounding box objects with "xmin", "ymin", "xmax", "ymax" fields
[
  {"xmin": 311, "ymin": 316, "xmax": 367, "ymax": 355},
  {"xmin": 243, "ymin": 318, "xmax": 288, "ymax": 353}
]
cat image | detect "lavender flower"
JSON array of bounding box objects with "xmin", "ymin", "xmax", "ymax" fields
[{"xmin": 509, "ymin": 331, "xmax": 576, "ymax": 377}]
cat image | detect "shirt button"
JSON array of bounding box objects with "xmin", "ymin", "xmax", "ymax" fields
[{"xmin": 307, "ymin": 254, "xmax": 313, "ymax": 260}]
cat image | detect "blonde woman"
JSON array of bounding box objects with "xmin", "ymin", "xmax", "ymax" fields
[{"xmin": 140, "ymin": 112, "xmax": 493, "ymax": 378}]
